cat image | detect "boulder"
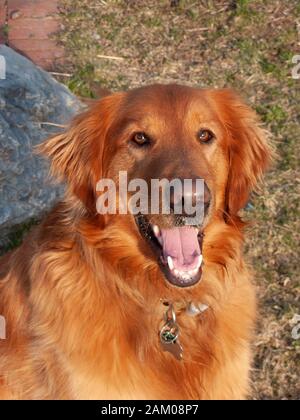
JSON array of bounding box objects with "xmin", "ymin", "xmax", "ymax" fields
[{"xmin": 0, "ymin": 45, "xmax": 83, "ymax": 247}]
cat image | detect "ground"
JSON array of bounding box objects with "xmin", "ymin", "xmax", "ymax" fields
[{"xmin": 2, "ymin": 0, "xmax": 300, "ymax": 400}]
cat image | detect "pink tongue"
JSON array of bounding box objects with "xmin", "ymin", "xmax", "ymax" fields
[{"xmin": 160, "ymin": 227, "xmax": 201, "ymax": 271}]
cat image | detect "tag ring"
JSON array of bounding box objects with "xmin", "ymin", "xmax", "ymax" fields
[{"xmin": 164, "ymin": 303, "xmax": 177, "ymax": 324}]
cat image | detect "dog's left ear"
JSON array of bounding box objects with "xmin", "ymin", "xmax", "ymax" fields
[
  {"xmin": 38, "ymin": 93, "xmax": 123, "ymax": 212},
  {"xmin": 214, "ymin": 89, "xmax": 274, "ymax": 217}
]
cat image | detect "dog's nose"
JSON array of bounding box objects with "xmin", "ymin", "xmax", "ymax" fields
[{"xmin": 170, "ymin": 179, "xmax": 211, "ymax": 215}]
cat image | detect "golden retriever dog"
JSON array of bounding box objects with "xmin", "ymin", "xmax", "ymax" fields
[{"xmin": 0, "ymin": 84, "xmax": 271, "ymax": 400}]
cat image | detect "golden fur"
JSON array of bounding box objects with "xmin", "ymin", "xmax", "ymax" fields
[{"xmin": 0, "ymin": 85, "xmax": 272, "ymax": 400}]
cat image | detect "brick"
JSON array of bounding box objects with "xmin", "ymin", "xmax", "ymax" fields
[
  {"xmin": 10, "ymin": 44, "xmax": 64, "ymax": 61},
  {"xmin": 8, "ymin": 17, "xmax": 61, "ymax": 40},
  {"xmin": 0, "ymin": 0, "xmax": 7, "ymax": 27},
  {"xmin": 8, "ymin": 38, "xmax": 63, "ymax": 54},
  {"xmin": 5, "ymin": 0, "xmax": 65, "ymax": 70},
  {"xmin": 0, "ymin": 0, "xmax": 7, "ymax": 44},
  {"xmin": 8, "ymin": 0, "xmax": 59, "ymax": 18}
]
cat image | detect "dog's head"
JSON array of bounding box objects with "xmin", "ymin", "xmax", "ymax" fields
[{"xmin": 41, "ymin": 84, "xmax": 271, "ymax": 291}]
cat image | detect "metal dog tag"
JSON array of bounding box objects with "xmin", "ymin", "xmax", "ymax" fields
[
  {"xmin": 160, "ymin": 336, "xmax": 183, "ymax": 360},
  {"xmin": 159, "ymin": 303, "xmax": 183, "ymax": 360}
]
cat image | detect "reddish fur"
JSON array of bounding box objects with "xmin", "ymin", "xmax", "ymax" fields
[{"xmin": 0, "ymin": 85, "xmax": 272, "ymax": 400}]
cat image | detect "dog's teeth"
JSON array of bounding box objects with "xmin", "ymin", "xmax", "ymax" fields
[
  {"xmin": 172, "ymin": 265, "xmax": 202, "ymax": 280},
  {"xmin": 167, "ymin": 256, "xmax": 174, "ymax": 270},
  {"xmin": 152, "ymin": 225, "xmax": 160, "ymax": 237},
  {"xmin": 196, "ymin": 255, "xmax": 203, "ymax": 270},
  {"xmin": 199, "ymin": 255, "xmax": 203, "ymax": 266}
]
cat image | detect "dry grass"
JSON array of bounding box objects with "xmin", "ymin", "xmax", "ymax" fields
[{"xmin": 51, "ymin": 0, "xmax": 300, "ymax": 399}]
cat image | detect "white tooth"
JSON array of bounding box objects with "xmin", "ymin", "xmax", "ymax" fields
[
  {"xmin": 167, "ymin": 256, "xmax": 174, "ymax": 270},
  {"xmin": 196, "ymin": 255, "xmax": 203, "ymax": 270},
  {"xmin": 174, "ymin": 269, "xmax": 179, "ymax": 277},
  {"xmin": 152, "ymin": 225, "xmax": 160, "ymax": 237}
]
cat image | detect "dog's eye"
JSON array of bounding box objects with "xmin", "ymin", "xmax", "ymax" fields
[
  {"xmin": 132, "ymin": 132, "xmax": 151, "ymax": 147},
  {"xmin": 198, "ymin": 129, "xmax": 215, "ymax": 144}
]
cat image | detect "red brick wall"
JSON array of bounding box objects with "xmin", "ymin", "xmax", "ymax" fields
[{"xmin": 0, "ymin": 0, "xmax": 64, "ymax": 69}]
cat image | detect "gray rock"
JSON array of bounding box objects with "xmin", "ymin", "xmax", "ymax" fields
[{"xmin": 0, "ymin": 46, "xmax": 83, "ymax": 247}]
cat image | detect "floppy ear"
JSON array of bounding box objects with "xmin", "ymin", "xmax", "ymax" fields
[
  {"xmin": 38, "ymin": 93, "xmax": 123, "ymax": 212},
  {"xmin": 214, "ymin": 89, "xmax": 273, "ymax": 216}
]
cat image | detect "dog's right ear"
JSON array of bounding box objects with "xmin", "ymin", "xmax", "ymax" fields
[{"xmin": 38, "ymin": 93, "xmax": 123, "ymax": 212}]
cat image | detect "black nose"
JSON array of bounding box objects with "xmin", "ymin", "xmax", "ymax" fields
[{"xmin": 169, "ymin": 180, "xmax": 211, "ymax": 215}]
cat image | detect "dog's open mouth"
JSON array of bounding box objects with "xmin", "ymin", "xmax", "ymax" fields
[{"xmin": 135, "ymin": 215, "xmax": 203, "ymax": 288}]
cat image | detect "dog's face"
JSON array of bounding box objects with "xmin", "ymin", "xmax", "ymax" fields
[
  {"xmin": 101, "ymin": 85, "xmax": 230, "ymax": 287},
  {"xmin": 42, "ymin": 84, "xmax": 271, "ymax": 289}
]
